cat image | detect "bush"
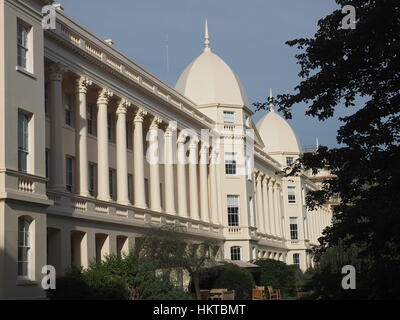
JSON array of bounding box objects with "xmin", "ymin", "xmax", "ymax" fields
[
  {"xmin": 198, "ymin": 263, "xmax": 255, "ymax": 300},
  {"xmin": 48, "ymin": 254, "xmax": 190, "ymax": 300},
  {"xmin": 252, "ymin": 259, "xmax": 301, "ymax": 297}
]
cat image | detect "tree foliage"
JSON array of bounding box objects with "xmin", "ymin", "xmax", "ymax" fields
[{"xmin": 254, "ymin": 0, "xmax": 400, "ymax": 299}]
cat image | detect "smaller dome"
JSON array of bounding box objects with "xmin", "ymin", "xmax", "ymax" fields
[{"xmin": 256, "ymin": 109, "xmax": 301, "ymax": 154}]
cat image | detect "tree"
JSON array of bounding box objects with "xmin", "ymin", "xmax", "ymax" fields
[
  {"xmin": 137, "ymin": 225, "xmax": 221, "ymax": 300},
  {"xmin": 254, "ymin": 0, "xmax": 400, "ymax": 298}
]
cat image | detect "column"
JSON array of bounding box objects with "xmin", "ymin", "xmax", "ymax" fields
[
  {"xmin": 133, "ymin": 108, "xmax": 147, "ymax": 208},
  {"xmin": 274, "ymin": 183, "xmax": 282, "ymax": 237},
  {"xmin": 164, "ymin": 123, "xmax": 176, "ymax": 214},
  {"xmin": 188, "ymin": 138, "xmax": 200, "ymax": 220},
  {"xmin": 256, "ymin": 172, "xmax": 265, "ymax": 234},
  {"xmin": 116, "ymin": 99, "xmax": 130, "ymax": 205},
  {"xmin": 273, "ymin": 183, "xmax": 280, "ymax": 236},
  {"xmin": 48, "ymin": 62, "xmax": 67, "ymax": 191},
  {"xmin": 96, "ymin": 88, "xmax": 113, "ymax": 201},
  {"xmin": 149, "ymin": 116, "xmax": 162, "ymax": 212},
  {"xmin": 177, "ymin": 134, "xmax": 188, "ymax": 217},
  {"xmin": 262, "ymin": 177, "xmax": 270, "ymax": 235},
  {"xmin": 199, "ymin": 143, "xmax": 210, "ymax": 222},
  {"xmin": 75, "ymin": 76, "xmax": 92, "ymax": 197},
  {"xmin": 268, "ymin": 179, "xmax": 276, "ymax": 236},
  {"xmin": 209, "ymin": 149, "xmax": 219, "ymax": 224}
]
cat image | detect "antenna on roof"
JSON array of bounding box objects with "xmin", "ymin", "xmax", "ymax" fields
[
  {"xmin": 204, "ymin": 19, "xmax": 211, "ymax": 52},
  {"xmin": 316, "ymin": 137, "xmax": 320, "ymax": 150},
  {"xmin": 268, "ymin": 88, "xmax": 275, "ymax": 111}
]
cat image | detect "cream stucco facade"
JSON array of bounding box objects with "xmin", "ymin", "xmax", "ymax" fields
[{"xmin": 0, "ymin": 0, "xmax": 334, "ymax": 299}]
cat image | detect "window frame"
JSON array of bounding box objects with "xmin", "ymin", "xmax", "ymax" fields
[
  {"xmin": 227, "ymin": 195, "xmax": 240, "ymax": 227},
  {"xmin": 223, "ymin": 111, "xmax": 235, "ymax": 123},
  {"xmin": 293, "ymin": 253, "xmax": 300, "ymax": 267},
  {"xmin": 225, "ymin": 152, "xmax": 237, "ymax": 176},
  {"xmin": 286, "ymin": 157, "xmax": 294, "ymax": 166},
  {"xmin": 66, "ymin": 156, "xmax": 74, "ymax": 193},
  {"xmin": 230, "ymin": 246, "xmax": 241, "ymax": 261},
  {"xmin": 17, "ymin": 216, "xmax": 33, "ymax": 280},
  {"xmin": 89, "ymin": 162, "xmax": 97, "ymax": 197},
  {"xmin": 290, "ymin": 217, "xmax": 299, "ymax": 240},
  {"xmin": 64, "ymin": 93, "xmax": 75, "ymax": 127},
  {"xmin": 17, "ymin": 20, "xmax": 31, "ymax": 70},
  {"xmin": 18, "ymin": 111, "xmax": 30, "ymax": 173},
  {"xmin": 288, "ymin": 186, "xmax": 296, "ymax": 203}
]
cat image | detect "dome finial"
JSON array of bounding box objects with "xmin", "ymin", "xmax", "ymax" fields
[
  {"xmin": 204, "ymin": 19, "xmax": 211, "ymax": 52},
  {"xmin": 268, "ymin": 88, "xmax": 275, "ymax": 111}
]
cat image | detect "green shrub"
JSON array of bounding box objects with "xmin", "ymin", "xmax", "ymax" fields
[
  {"xmin": 48, "ymin": 254, "xmax": 190, "ymax": 300},
  {"xmin": 252, "ymin": 259, "xmax": 300, "ymax": 296},
  {"xmin": 198, "ymin": 263, "xmax": 255, "ymax": 300}
]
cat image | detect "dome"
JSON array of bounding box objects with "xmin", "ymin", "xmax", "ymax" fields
[
  {"xmin": 175, "ymin": 21, "xmax": 249, "ymax": 106},
  {"xmin": 256, "ymin": 108, "xmax": 302, "ymax": 154}
]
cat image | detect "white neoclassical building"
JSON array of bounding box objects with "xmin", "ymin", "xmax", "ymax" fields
[{"xmin": 0, "ymin": 0, "xmax": 334, "ymax": 299}]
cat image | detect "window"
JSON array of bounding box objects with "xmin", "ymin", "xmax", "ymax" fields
[
  {"xmin": 18, "ymin": 111, "xmax": 30, "ymax": 172},
  {"xmin": 286, "ymin": 157, "xmax": 294, "ymax": 166},
  {"xmin": 227, "ymin": 195, "xmax": 239, "ymax": 226},
  {"xmin": 87, "ymin": 104, "xmax": 97, "ymax": 135},
  {"xmin": 225, "ymin": 152, "xmax": 237, "ymax": 175},
  {"xmin": 65, "ymin": 93, "xmax": 75, "ymax": 127},
  {"xmin": 89, "ymin": 162, "xmax": 97, "ymax": 197},
  {"xmin": 144, "ymin": 178, "xmax": 149, "ymax": 207},
  {"xmin": 128, "ymin": 174, "xmax": 133, "ymax": 203},
  {"xmin": 223, "ymin": 111, "xmax": 235, "ymax": 123},
  {"xmin": 293, "ymin": 253, "xmax": 300, "ymax": 268},
  {"xmin": 290, "ymin": 217, "xmax": 298, "ymax": 240},
  {"xmin": 18, "ymin": 216, "xmax": 32, "ymax": 279},
  {"xmin": 109, "ymin": 169, "xmax": 116, "ymax": 200},
  {"xmin": 17, "ymin": 20, "xmax": 30, "ymax": 70},
  {"xmin": 66, "ymin": 156, "xmax": 74, "ymax": 192},
  {"xmin": 44, "ymin": 82, "xmax": 50, "ymax": 115},
  {"xmin": 126, "ymin": 121, "xmax": 132, "ymax": 149},
  {"xmin": 288, "ymin": 186, "xmax": 296, "ymax": 203},
  {"xmin": 107, "ymin": 113, "xmax": 115, "ymax": 142},
  {"xmin": 230, "ymin": 246, "xmax": 241, "ymax": 261}
]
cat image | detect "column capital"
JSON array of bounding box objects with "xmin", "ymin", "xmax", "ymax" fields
[
  {"xmin": 134, "ymin": 108, "xmax": 147, "ymax": 122},
  {"xmin": 262, "ymin": 175, "xmax": 270, "ymax": 185},
  {"xmin": 177, "ymin": 132, "xmax": 187, "ymax": 144},
  {"xmin": 165, "ymin": 122, "xmax": 177, "ymax": 137},
  {"xmin": 149, "ymin": 116, "xmax": 162, "ymax": 129},
  {"xmin": 256, "ymin": 172, "xmax": 264, "ymax": 182},
  {"xmin": 97, "ymin": 88, "xmax": 114, "ymax": 104},
  {"xmin": 188, "ymin": 137, "xmax": 199, "ymax": 150},
  {"xmin": 48, "ymin": 62, "xmax": 67, "ymax": 81},
  {"xmin": 200, "ymin": 142, "xmax": 210, "ymax": 154},
  {"xmin": 269, "ymin": 178, "xmax": 276, "ymax": 187},
  {"xmin": 76, "ymin": 76, "xmax": 92, "ymax": 94},
  {"xmin": 117, "ymin": 99, "xmax": 131, "ymax": 114}
]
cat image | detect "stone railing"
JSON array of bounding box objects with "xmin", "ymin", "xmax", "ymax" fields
[{"xmin": 46, "ymin": 191, "xmax": 223, "ymax": 238}]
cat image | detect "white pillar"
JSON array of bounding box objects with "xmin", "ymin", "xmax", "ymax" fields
[
  {"xmin": 268, "ymin": 179, "xmax": 276, "ymax": 236},
  {"xmin": 48, "ymin": 62, "xmax": 66, "ymax": 191},
  {"xmin": 199, "ymin": 143, "xmax": 210, "ymax": 222},
  {"xmin": 116, "ymin": 99, "xmax": 130, "ymax": 205},
  {"xmin": 274, "ymin": 183, "xmax": 281, "ymax": 237},
  {"xmin": 75, "ymin": 77, "xmax": 92, "ymax": 197},
  {"xmin": 209, "ymin": 149, "xmax": 219, "ymax": 224},
  {"xmin": 188, "ymin": 139, "xmax": 200, "ymax": 220},
  {"xmin": 148, "ymin": 116, "xmax": 162, "ymax": 212},
  {"xmin": 164, "ymin": 123, "xmax": 176, "ymax": 214},
  {"xmin": 262, "ymin": 177, "xmax": 270, "ymax": 235},
  {"xmin": 96, "ymin": 88, "xmax": 113, "ymax": 201},
  {"xmin": 133, "ymin": 108, "xmax": 147, "ymax": 209},
  {"xmin": 177, "ymin": 134, "xmax": 188, "ymax": 217},
  {"xmin": 256, "ymin": 172, "xmax": 265, "ymax": 234}
]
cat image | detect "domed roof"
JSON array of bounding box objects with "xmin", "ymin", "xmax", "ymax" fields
[
  {"xmin": 256, "ymin": 106, "xmax": 302, "ymax": 154},
  {"xmin": 175, "ymin": 21, "xmax": 249, "ymax": 106}
]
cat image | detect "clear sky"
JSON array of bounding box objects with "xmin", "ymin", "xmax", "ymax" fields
[{"xmin": 62, "ymin": 0, "xmax": 346, "ymax": 148}]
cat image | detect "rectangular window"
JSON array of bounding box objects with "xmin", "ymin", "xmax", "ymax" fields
[
  {"xmin": 18, "ymin": 217, "xmax": 32, "ymax": 279},
  {"xmin": 87, "ymin": 104, "xmax": 97, "ymax": 136},
  {"xmin": 17, "ymin": 20, "xmax": 30, "ymax": 70},
  {"xmin": 128, "ymin": 174, "xmax": 133, "ymax": 203},
  {"xmin": 107, "ymin": 113, "xmax": 115, "ymax": 142},
  {"xmin": 288, "ymin": 186, "xmax": 296, "ymax": 203},
  {"xmin": 293, "ymin": 253, "xmax": 300, "ymax": 268},
  {"xmin": 89, "ymin": 162, "xmax": 97, "ymax": 197},
  {"xmin": 109, "ymin": 169, "xmax": 116, "ymax": 200},
  {"xmin": 18, "ymin": 111, "xmax": 30, "ymax": 172},
  {"xmin": 66, "ymin": 156, "xmax": 74, "ymax": 192},
  {"xmin": 290, "ymin": 217, "xmax": 298, "ymax": 240},
  {"xmin": 65, "ymin": 93, "xmax": 75, "ymax": 127},
  {"xmin": 144, "ymin": 178, "xmax": 149, "ymax": 207},
  {"xmin": 223, "ymin": 111, "xmax": 235, "ymax": 123},
  {"xmin": 225, "ymin": 152, "xmax": 237, "ymax": 175},
  {"xmin": 286, "ymin": 157, "xmax": 294, "ymax": 166},
  {"xmin": 230, "ymin": 246, "xmax": 241, "ymax": 261},
  {"xmin": 227, "ymin": 195, "xmax": 239, "ymax": 226}
]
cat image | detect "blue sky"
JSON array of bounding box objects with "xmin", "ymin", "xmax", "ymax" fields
[{"xmin": 62, "ymin": 0, "xmax": 347, "ymax": 148}]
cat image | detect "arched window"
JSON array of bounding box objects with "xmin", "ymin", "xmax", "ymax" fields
[
  {"xmin": 18, "ymin": 216, "xmax": 33, "ymax": 279},
  {"xmin": 230, "ymin": 246, "xmax": 241, "ymax": 261}
]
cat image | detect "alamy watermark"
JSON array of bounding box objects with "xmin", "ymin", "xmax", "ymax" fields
[
  {"xmin": 341, "ymin": 265, "xmax": 356, "ymax": 290},
  {"xmin": 41, "ymin": 5, "xmax": 56, "ymax": 30},
  {"xmin": 341, "ymin": 5, "xmax": 357, "ymax": 29}
]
